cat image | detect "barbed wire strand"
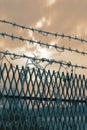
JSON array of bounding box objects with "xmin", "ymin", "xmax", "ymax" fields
[
  {"xmin": 0, "ymin": 32, "xmax": 87, "ymax": 56},
  {"xmin": 0, "ymin": 51, "xmax": 40, "ymax": 72},
  {"xmin": 0, "ymin": 51, "xmax": 87, "ymax": 70},
  {"xmin": 0, "ymin": 19, "xmax": 87, "ymax": 43},
  {"xmin": 0, "ymin": 51, "xmax": 86, "ymax": 99}
]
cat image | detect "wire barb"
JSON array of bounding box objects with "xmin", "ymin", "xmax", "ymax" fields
[
  {"xmin": 0, "ymin": 32, "xmax": 87, "ymax": 56},
  {"xmin": 0, "ymin": 19, "xmax": 87, "ymax": 43},
  {"xmin": 0, "ymin": 51, "xmax": 87, "ymax": 70}
]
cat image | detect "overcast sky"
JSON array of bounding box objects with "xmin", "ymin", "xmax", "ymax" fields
[{"xmin": 0, "ymin": 0, "xmax": 87, "ymax": 75}]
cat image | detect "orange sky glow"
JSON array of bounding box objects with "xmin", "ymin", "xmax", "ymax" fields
[{"xmin": 0, "ymin": 0, "xmax": 87, "ymax": 76}]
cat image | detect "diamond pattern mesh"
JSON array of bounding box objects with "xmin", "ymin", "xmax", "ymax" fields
[{"xmin": 0, "ymin": 63, "xmax": 87, "ymax": 130}]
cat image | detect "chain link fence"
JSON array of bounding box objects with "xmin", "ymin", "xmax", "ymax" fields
[{"xmin": 0, "ymin": 63, "xmax": 87, "ymax": 130}]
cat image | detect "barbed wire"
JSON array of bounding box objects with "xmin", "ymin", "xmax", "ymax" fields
[
  {"xmin": 0, "ymin": 32, "xmax": 87, "ymax": 56},
  {"xmin": 1, "ymin": 51, "xmax": 87, "ymax": 100},
  {"xmin": 0, "ymin": 51, "xmax": 61, "ymax": 99},
  {"xmin": 0, "ymin": 51, "xmax": 87, "ymax": 70},
  {"xmin": 0, "ymin": 51, "xmax": 86, "ymax": 100},
  {"xmin": 0, "ymin": 19, "xmax": 87, "ymax": 43},
  {"xmin": 0, "ymin": 50, "xmax": 61, "ymax": 99}
]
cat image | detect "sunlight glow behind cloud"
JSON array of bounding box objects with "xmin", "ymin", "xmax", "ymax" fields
[
  {"xmin": 36, "ymin": 21, "xmax": 43, "ymax": 28},
  {"xmin": 35, "ymin": 17, "xmax": 51, "ymax": 28},
  {"xmin": 28, "ymin": 30, "xmax": 33, "ymax": 37},
  {"xmin": 47, "ymin": 0, "xmax": 56, "ymax": 6},
  {"xmin": 37, "ymin": 47, "xmax": 51, "ymax": 58},
  {"xmin": 0, "ymin": 0, "xmax": 87, "ymax": 75}
]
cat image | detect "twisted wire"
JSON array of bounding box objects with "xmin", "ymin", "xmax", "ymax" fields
[
  {"xmin": 0, "ymin": 32, "xmax": 87, "ymax": 55},
  {"xmin": 0, "ymin": 51, "xmax": 87, "ymax": 70},
  {"xmin": 0, "ymin": 19, "xmax": 87, "ymax": 43}
]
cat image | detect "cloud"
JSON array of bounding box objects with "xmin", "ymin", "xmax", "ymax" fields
[
  {"xmin": 47, "ymin": 0, "xmax": 56, "ymax": 6},
  {"xmin": 35, "ymin": 17, "xmax": 51, "ymax": 29},
  {"xmin": 0, "ymin": 0, "xmax": 87, "ymax": 75}
]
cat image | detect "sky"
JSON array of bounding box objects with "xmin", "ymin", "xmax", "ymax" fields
[{"xmin": 0, "ymin": 0, "xmax": 87, "ymax": 76}]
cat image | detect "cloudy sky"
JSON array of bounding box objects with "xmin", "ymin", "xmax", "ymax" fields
[{"xmin": 0, "ymin": 0, "xmax": 87, "ymax": 75}]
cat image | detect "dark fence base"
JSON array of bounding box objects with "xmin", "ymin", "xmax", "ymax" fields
[{"xmin": 0, "ymin": 98, "xmax": 87, "ymax": 130}]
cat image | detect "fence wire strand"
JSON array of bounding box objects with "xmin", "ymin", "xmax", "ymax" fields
[
  {"xmin": 0, "ymin": 63, "xmax": 87, "ymax": 130},
  {"xmin": 0, "ymin": 51, "xmax": 87, "ymax": 70},
  {"xmin": 0, "ymin": 32, "xmax": 87, "ymax": 56},
  {"xmin": 0, "ymin": 19, "xmax": 87, "ymax": 43},
  {"xmin": 0, "ymin": 19, "xmax": 87, "ymax": 130}
]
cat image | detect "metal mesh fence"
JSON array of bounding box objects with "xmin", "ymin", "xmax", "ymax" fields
[{"xmin": 0, "ymin": 63, "xmax": 87, "ymax": 130}]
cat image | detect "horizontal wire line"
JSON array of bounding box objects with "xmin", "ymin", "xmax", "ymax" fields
[
  {"xmin": 0, "ymin": 95, "xmax": 86, "ymax": 103},
  {"xmin": 0, "ymin": 19, "xmax": 87, "ymax": 43},
  {"xmin": 0, "ymin": 32, "xmax": 87, "ymax": 55},
  {"xmin": 0, "ymin": 51, "xmax": 87, "ymax": 70}
]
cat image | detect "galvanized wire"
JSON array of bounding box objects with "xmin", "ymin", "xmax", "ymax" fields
[
  {"xmin": 0, "ymin": 19, "xmax": 87, "ymax": 43},
  {"xmin": 0, "ymin": 63, "xmax": 87, "ymax": 130},
  {"xmin": 0, "ymin": 32, "xmax": 87, "ymax": 56},
  {"xmin": 0, "ymin": 51, "xmax": 87, "ymax": 70}
]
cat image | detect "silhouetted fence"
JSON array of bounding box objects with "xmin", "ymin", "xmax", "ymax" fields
[{"xmin": 0, "ymin": 63, "xmax": 87, "ymax": 130}]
